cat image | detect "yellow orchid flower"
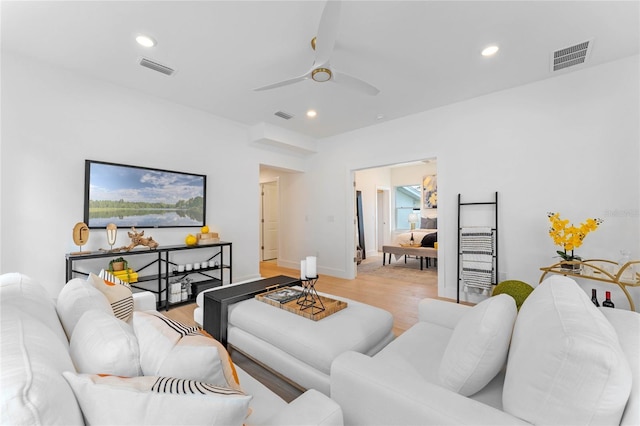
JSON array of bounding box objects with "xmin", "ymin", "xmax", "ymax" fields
[{"xmin": 546, "ymin": 212, "xmax": 603, "ymax": 261}]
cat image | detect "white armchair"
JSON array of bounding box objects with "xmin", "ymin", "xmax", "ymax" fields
[{"xmin": 331, "ymin": 276, "xmax": 639, "ymax": 425}]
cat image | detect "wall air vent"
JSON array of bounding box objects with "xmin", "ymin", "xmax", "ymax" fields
[
  {"xmin": 551, "ymin": 40, "xmax": 592, "ymax": 72},
  {"xmin": 274, "ymin": 111, "xmax": 294, "ymax": 120},
  {"xmin": 139, "ymin": 57, "xmax": 175, "ymax": 76}
]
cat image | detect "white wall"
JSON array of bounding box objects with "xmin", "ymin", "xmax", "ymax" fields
[
  {"xmin": 305, "ymin": 55, "xmax": 640, "ymax": 308},
  {"xmin": 2, "ymin": 52, "xmax": 638, "ymax": 310},
  {"xmin": 0, "ymin": 52, "xmax": 308, "ymax": 297}
]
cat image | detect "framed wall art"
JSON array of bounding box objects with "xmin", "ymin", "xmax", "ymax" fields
[{"xmin": 423, "ymin": 174, "xmax": 437, "ymax": 209}]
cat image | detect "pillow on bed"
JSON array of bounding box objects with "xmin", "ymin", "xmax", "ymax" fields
[
  {"xmin": 421, "ymin": 217, "xmax": 437, "ymax": 229},
  {"xmin": 421, "ymin": 232, "xmax": 437, "ymax": 247}
]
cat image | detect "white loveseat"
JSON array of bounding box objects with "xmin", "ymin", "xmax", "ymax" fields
[
  {"xmin": 1, "ymin": 272, "xmax": 343, "ymax": 426},
  {"xmin": 331, "ymin": 275, "xmax": 639, "ymax": 425}
]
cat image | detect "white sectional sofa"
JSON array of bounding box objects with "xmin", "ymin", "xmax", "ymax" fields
[
  {"xmin": 331, "ymin": 275, "xmax": 639, "ymax": 425},
  {"xmin": 1, "ymin": 272, "xmax": 343, "ymax": 426}
]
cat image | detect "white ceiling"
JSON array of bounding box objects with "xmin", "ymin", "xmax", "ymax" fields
[{"xmin": 2, "ymin": 1, "xmax": 638, "ymax": 139}]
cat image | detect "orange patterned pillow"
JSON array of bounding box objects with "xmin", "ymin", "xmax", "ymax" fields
[{"xmin": 132, "ymin": 311, "xmax": 241, "ymax": 391}]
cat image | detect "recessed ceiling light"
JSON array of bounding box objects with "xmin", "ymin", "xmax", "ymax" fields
[
  {"xmin": 136, "ymin": 35, "xmax": 156, "ymax": 48},
  {"xmin": 306, "ymin": 110, "xmax": 317, "ymax": 118},
  {"xmin": 481, "ymin": 45, "xmax": 499, "ymax": 57},
  {"xmin": 376, "ymin": 114, "xmax": 385, "ymax": 120}
]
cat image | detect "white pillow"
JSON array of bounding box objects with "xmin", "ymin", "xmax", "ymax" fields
[
  {"xmin": 0, "ymin": 273, "xmax": 70, "ymax": 346},
  {"xmin": 88, "ymin": 271, "xmax": 134, "ymax": 322},
  {"xmin": 438, "ymin": 294, "xmax": 517, "ymax": 396},
  {"xmin": 503, "ymin": 275, "xmax": 632, "ymax": 425},
  {"xmin": 56, "ymin": 278, "xmax": 112, "ymax": 339},
  {"xmin": 2, "ymin": 307, "xmax": 84, "ymax": 425},
  {"xmin": 62, "ymin": 372, "xmax": 251, "ymax": 426},
  {"xmin": 133, "ymin": 311, "xmax": 241, "ymax": 391},
  {"xmin": 70, "ymin": 309, "xmax": 142, "ymax": 377}
]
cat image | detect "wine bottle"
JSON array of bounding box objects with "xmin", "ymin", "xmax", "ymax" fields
[
  {"xmin": 602, "ymin": 291, "xmax": 615, "ymax": 308},
  {"xmin": 591, "ymin": 289, "xmax": 600, "ymax": 307},
  {"xmin": 410, "ymin": 232, "xmax": 415, "ymax": 245}
]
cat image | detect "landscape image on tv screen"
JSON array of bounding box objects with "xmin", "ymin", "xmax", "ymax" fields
[{"xmin": 84, "ymin": 160, "xmax": 206, "ymax": 228}]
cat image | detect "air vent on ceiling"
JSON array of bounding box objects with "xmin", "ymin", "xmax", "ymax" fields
[
  {"xmin": 551, "ymin": 40, "xmax": 592, "ymax": 72},
  {"xmin": 274, "ymin": 110, "xmax": 294, "ymax": 120},
  {"xmin": 139, "ymin": 57, "xmax": 175, "ymax": 76}
]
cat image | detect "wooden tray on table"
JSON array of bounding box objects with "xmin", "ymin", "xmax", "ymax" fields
[{"xmin": 256, "ymin": 287, "xmax": 347, "ymax": 321}]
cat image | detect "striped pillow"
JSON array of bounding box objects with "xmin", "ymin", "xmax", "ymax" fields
[
  {"xmin": 133, "ymin": 311, "xmax": 241, "ymax": 391},
  {"xmin": 62, "ymin": 372, "xmax": 251, "ymax": 426},
  {"xmin": 87, "ymin": 271, "xmax": 134, "ymax": 322}
]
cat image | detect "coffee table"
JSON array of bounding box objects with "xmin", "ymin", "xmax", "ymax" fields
[
  {"xmin": 202, "ymin": 275, "xmax": 301, "ymax": 346},
  {"xmin": 225, "ymin": 289, "xmax": 394, "ymax": 395}
]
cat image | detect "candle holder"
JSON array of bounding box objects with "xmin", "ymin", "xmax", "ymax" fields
[{"xmin": 297, "ymin": 276, "xmax": 325, "ymax": 314}]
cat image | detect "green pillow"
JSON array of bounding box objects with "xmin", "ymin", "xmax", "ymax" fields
[{"xmin": 492, "ymin": 280, "xmax": 534, "ymax": 311}]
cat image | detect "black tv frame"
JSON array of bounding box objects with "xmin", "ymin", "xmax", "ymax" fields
[{"xmin": 83, "ymin": 160, "xmax": 206, "ymax": 229}]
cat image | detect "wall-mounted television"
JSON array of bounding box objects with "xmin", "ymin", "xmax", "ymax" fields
[{"xmin": 84, "ymin": 160, "xmax": 206, "ymax": 229}]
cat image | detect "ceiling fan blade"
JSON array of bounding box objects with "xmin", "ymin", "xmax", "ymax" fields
[
  {"xmin": 253, "ymin": 72, "xmax": 309, "ymax": 92},
  {"xmin": 314, "ymin": 1, "xmax": 341, "ymax": 66},
  {"xmin": 332, "ymin": 70, "xmax": 380, "ymax": 96}
]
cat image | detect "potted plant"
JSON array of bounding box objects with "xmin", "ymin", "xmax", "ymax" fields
[
  {"xmin": 108, "ymin": 257, "xmax": 128, "ymax": 272},
  {"xmin": 547, "ymin": 212, "xmax": 603, "ymax": 270}
]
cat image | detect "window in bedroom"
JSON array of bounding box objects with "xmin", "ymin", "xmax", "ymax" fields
[{"xmin": 395, "ymin": 184, "xmax": 421, "ymax": 229}]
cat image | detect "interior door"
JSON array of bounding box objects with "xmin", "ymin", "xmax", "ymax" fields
[{"xmin": 261, "ymin": 181, "xmax": 279, "ymax": 261}]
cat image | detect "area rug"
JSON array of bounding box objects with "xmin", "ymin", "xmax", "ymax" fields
[{"xmin": 357, "ymin": 256, "xmax": 437, "ymax": 284}]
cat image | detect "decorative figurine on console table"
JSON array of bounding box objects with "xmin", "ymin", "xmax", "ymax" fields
[
  {"xmin": 124, "ymin": 227, "xmax": 159, "ymax": 250},
  {"xmin": 297, "ymin": 256, "xmax": 325, "ymax": 314}
]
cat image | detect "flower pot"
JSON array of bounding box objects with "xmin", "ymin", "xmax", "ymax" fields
[
  {"xmin": 560, "ymin": 262, "xmax": 581, "ymax": 274},
  {"xmin": 111, "ymin": 261, "xmax": 125, "ymax": 271}
]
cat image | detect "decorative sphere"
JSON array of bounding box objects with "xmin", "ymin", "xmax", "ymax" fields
[
  {"xmin": 185, "ymin": 234, "xmax": 197, "ymax": 246},
  {"xmin": 201, "ymin": 225, "xmax": 210, "ymax": 234},
  {"xmin": 492, "ymin": 280, "xmax": 534, "ymax": 311}
]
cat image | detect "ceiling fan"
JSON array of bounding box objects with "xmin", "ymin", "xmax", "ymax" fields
[{"xmin": 254, "ymin": 1, "xmax": 379, "ymax": 96}]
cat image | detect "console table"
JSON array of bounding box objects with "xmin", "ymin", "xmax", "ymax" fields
[
  {"xmin": 539, "ymin": 259, "xmax": 640, "ymax": 310},
  {"xmin": 65, "ymin": 242, "xmax": 232, "ymax": 310},
  {"xmin": 203, "ymin": 275, "xmax": 301, "ymax": 346}
]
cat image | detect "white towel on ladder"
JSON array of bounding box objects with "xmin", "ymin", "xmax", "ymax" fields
[{"xmin": 461, "ymin": 227, "xmax": 494, "ymax": 295}]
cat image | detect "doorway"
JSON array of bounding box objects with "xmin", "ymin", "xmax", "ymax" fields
[
  {"xmin": 260, "ymin": 181, "xmax": 279, "ymax": 261},
  {"xmin": 354, "ymin": 159, "xmax": 437, "ymax": 277}
]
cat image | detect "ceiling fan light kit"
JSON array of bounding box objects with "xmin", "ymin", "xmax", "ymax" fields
[{"xmin": 312, "ymin": 68, "xmax": 332, "ymax": 82}]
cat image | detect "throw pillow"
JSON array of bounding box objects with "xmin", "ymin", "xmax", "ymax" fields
[
  {"xmin": 133, "ymin": 311, "xmax": 241, "ymax": 391},
  {"xmin": 56, "ymin": 278, "xmax": 113, "ymax": 339},
  {"xmin": 502, "ymin": 275, "xmax": 632, "ymax": 425},
  {"xmin": 70, "ymin": 309, "xmax": 142, "ymax": 377},
  {"xmin": 421, "ymin": 217, "xmax": 437, "ymax": 229},
  {"xmin": 88, "ymin": 271, "xmax": 134, "ymax": 322},
  {"xmin": 62, "ymin": 372, "xmax": 251, "ymax": 426},
  {"xmin": 421, "ymin": 232, "xmax": 437, "ymax": 247},
  {"xmin": 438, "ymin": 294, "xmax": 517, "ymax": 396}
]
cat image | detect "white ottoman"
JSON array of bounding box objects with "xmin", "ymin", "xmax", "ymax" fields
[{"xmin": 227, "ymin": 292, "xmax": 394, "ymax": 395}]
